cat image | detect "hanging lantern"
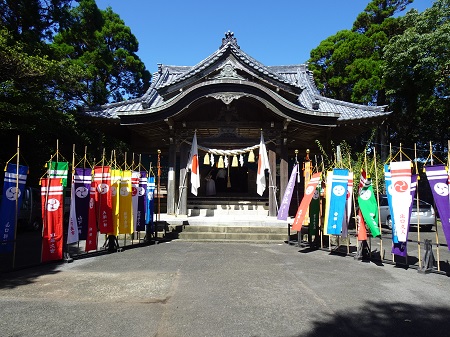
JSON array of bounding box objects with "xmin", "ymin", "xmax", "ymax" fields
[
  {"xmin": 203, "ymin": 152, "xmax": 210, "ymax": 165},
  {"xmin": 232, "ymin": 155, "xmax": 238, "ymax": 167},
  {"xmin": 248, "ymin": 149, "xmax": 255, "ymax": 163},
  {"xmin": 218, "ymin": 155, "xmax": 224, "ymax": 168}
]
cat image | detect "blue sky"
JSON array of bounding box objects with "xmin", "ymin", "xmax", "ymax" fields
[{"xmin": 95, "ymin": 0, "xmax": 433, "ymax": 74}]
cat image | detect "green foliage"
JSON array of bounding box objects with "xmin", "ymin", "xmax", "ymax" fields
[
  {"xmin": 51, "ymin": 0, "xmax": 150, "ymax": 106},
  {"xmin": 383, "ymin": 0, "xmax": 450, "ymax": 148}
]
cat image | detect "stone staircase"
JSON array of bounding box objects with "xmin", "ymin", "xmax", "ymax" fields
[
  {"xmin": 155, "ymin": 197, "xmax": 291, "ymax": 242},
  {"xmin": 175, "ymin": 225, "xmax": 288, "ymax": 242}
]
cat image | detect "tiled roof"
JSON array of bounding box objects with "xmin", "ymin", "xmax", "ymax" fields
[{"xmin": 84, "ymin": 33, "xmax": 389, "ymax": 123}]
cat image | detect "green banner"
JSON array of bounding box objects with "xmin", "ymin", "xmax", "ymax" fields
[
  {"xmin": 357, "ymin": 182, "xmax": 380, "ymax": 237},
  {"xmin": 48, "ymin": 161, "xmax": 69, "ymax": 187}
]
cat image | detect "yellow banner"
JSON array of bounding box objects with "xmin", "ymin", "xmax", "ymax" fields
[
  {"xmin": 118, "ymin": 170, "xmax": 133, "ymax": 234},
  {"xmin": 109, "ymin": 169, "xmax": 121, "ymax": 236}
]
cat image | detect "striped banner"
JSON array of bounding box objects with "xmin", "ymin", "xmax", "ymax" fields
[
  {"xmin": 390, "ymin": 161, "xmax": 412, "ymax": 242},
  {"xmin": 119, "ymin": 171, "xmax": 133, "ymax": 234},
  {"xmin": 48, "ymin": 161, "xmax": 69, "ymax": 187},
  {"xmin": 0, "ymin": 164, "xmax": 28, "ymax": 253},
  {"xmin": 41, "ymin": 178, "xmax": 64, "ymax": 262},
  {"xmin": 110, "ymin": 169, "xmax": 122, "ymax": 236},
  {"xmin": 135, "ymin": 171, "xmax": 147, "ymax": 232},
  {"xmin": 73, "ymin": 168, "xmax": 92, "ymax": 240},
  {"xmin": 94, "ymin": 166, "xmax": 113, "ymax": 234},
  {"xmin": 277, "ymin": 164, "xmax": 299, "ymax": 221},
  {"xmin": 131, "ymin": 171, "xmax": 140, "ymax": 231},
  {"xmin": 425, "ymin": 165, "xmax": 450, "ymax": 249},
  {"xmin": 146, "ymin": 176, "xmax": 155, "ymax": 231}
]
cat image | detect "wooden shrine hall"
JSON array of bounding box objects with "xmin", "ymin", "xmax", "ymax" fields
[{"xmin": 84, "ymin": 31, "xmax": 390, "ymax": 221}]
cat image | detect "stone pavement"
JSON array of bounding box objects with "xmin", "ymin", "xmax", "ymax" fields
[{"xmin": 1, "ymin": 241, "xmax": 450, "ymax": 337}]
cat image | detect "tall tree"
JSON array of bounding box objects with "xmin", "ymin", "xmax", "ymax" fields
[
  {"xmin": 308, "ymin": 0, "xmax": 413, "ymax": 106},
  {"xmin": 52, "ymin": 0, "xmax": 150, "ymax": 106},
  {"xmin": 383, "ymin": 0, "xmax": 450, "ymax": 147}
]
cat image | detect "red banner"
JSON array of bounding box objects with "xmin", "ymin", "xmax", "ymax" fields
[
  {"xmin": 41, "ymin": 178, "xmax": 64, "ymax": 262},
  {"xmin": 94, "ymin": 166, "xmax": 113, "ymax": 234},
  {"xmin": 291, "ymin": 172, "xmax": 321, "ymax": 232},
  {"xmin": 85, "ymin": 183, "xmax": 98, "ymax": 252}
]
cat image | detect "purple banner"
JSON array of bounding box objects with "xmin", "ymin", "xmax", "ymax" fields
[
  {"xmin": 392, "ymin": 174, "xmax": 417, "ymax": 257},
  {"xmin": 0, "ymin": 163, "xmax": 28, "ymax": 253},
  {"xmin": 425, "ymin": 165, "xmax": 450, "ymax": 250},
  {"xmin": 136, "ymin": 171, "xmax": 147, "ymax": 231},
  {"xmin": 277, "ymin": 164, "xmax": 299, "ymax": 220},
  {"xmin": 74, "ymin": 168, "xmax": 92, "ymax": 240}
]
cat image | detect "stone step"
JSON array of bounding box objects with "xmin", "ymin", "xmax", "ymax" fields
[
  {"xmin": 188, "ymin": 208, "xmax": 268, "ymax": 217},
  {"xmin": 175, "ymin": 225, "xmax": 288, "ymax": 242}
]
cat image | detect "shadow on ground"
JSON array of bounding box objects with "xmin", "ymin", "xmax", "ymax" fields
[{"xmin": 293, "ymin": 301, "xmax": 450, "ymax": 337}]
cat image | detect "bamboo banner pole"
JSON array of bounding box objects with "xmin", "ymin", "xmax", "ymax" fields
[
  {"xmin": 428, "ymin": 142, "xmax": 441, "ymax": 271},
  {"xmin": 416, "ymin": 144, "xmax": 422, "ymax": 270},
  {"xmin": 390, "ymin": 143, "xmax": 395, "ymax": 264},
  {"xmin": 373, "ymin": 147, "xmax": 383, "ymax": 260},
  {"xmin": 12, "ymin": 135, "xmax": 20, "ymax": 269}
]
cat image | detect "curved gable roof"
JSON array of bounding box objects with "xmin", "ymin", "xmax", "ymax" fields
[{"xmin": 83, "ymin": 32, "xmax": 390, "ymax": 124}]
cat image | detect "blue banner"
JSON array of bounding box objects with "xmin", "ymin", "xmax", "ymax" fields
[
  {"xmin": 0, "ymin": 163, "xmax": 28, "ymax": 253},
  {"xmin": 146, "ymin": 176, "xmax": 155, "ymax": 231},
  {"xmin": 326, "ymin": 168, "xmax": 349, "ymax": 235}
]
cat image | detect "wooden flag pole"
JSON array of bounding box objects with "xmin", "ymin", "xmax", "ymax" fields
[
  {"xmin": 428, "ymin": 142, "xmax": 441, "ymax": 271},
  {"xmin": 373, "ymin": 147, "xmax": 383, "ymax": 260},
  {"xmin": 12, "ymin": 135, "xmax": 20, "ymax": 269}
]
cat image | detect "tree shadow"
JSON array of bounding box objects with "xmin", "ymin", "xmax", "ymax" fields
[{"xmin": 295, "ymin": 301, "xmax": 450, "ymax": 337}]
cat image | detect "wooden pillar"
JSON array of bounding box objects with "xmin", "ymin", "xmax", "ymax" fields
[
  {"xmin": 268, "ymin": 147, "xmax": 277, "ymax": 216},
  {"xmin": 166, "ymin": 141, "xmax": 176, "ymax": 215},
  {"xmin": 279, "ymin": 139, "xmax": 288, "ymax": 211},
  {"xmin": 178, "ymin": 142, "xmax": 189, "ymax": 215}
]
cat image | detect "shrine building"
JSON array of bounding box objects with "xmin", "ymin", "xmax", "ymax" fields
[{"xmin": 84, "ymin": 32, "xmax": 390, "ymax": 219}]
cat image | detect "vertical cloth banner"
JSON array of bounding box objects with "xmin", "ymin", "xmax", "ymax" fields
[
  {"xmin": 277, "ymin": 164, "xmax": 299, "ymax": 220},
  {"xmin": 322, "ymin": 171, "xmax": 333, "ymax": 236},
  {"xmin": 390, "ymin": 161, "xmax": 412, "ymax": 242},
  {"xmin": 188, "ymin": 133, "xmax": 200, "ymax": 196},
  {"xmin": 94, "ymin": 166, "xmax": 113, "ymax": 234},
  {"xmin": 291, "ymin": 172, "xmax": 322, "ymax": 232},
  {"xmin": 309, "ymin": 185, "xmax": 321, "ymax": 236},
  {"xmin": 425, "ymin": 165, "xmax": 450, "ymax": 249},
  {"xmin": 136, "ymin": 171, "xmax": 147, "ymax": 232},
  {"xmin": 256, "ymin": 133, "xmax": 270, "ymax": 196},
  {"xmin": 392, "ymin": 174, "xmax": 417, "ymax": 257},
  {"xmin": 73, "ymin": 168, "xmax": 92, "ymax": 240},
  {"xmin": 67, "ymin": 182, "xmax": 79, "ymax": 244},
  {"xmin": 0, "ymin": 163, "xmax": 28, "ymax": 253},
  {"xmin": 342, "ymin": 171, "xmax": 354, "ymax": 238},
  {"xmin": 326, "ymin": 168, "xmax": 349, "ymax": 236},
  {"xmin": 85, "ymin": 183, "xmax": 98, "ymax": 252},
  {"xmin": 119, "ymin": 171, "xmax": 133, "ymax": 234},
  {"xmin": 131, "ymin": 171, "xmax": 140, "ymax": 229},
  {"xmin": 358, "ymin": 176, "xmax": 380, "ymax": 237},
  {"xmin": 41, "ymin": 178, "xmax": 64, "ymax": 262},
  {"xmin": 48, "ymin": 161, "xmax": 69, "ymax": 187},
  {"xmin": 146, "ymin": 175, "xmax": 155, "ymax": 231},
  {"xmin": 384, "ymin": 164, "xmax": 398, "ymax": 243},
  {"xmin": 110, "ymin": 169, "xmax": 121, "ymax": 236}
]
